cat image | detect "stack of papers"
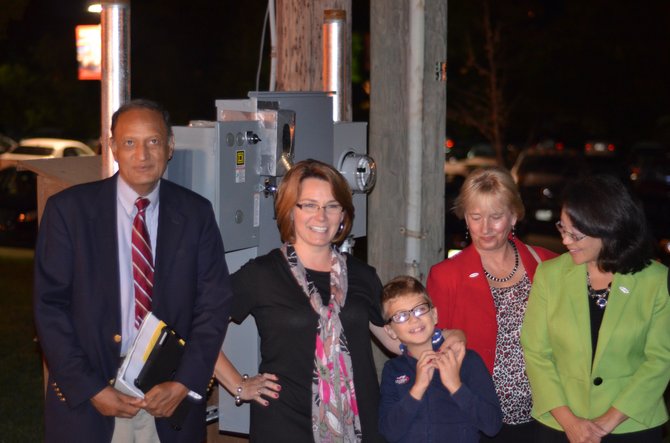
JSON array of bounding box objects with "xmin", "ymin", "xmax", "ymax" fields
[
  {"xmin": 117, "ymin": 313, "xmax": 201, "ymax": 401},
  {"xmin": 117, "ymin": 313, "xmax": 167, "ymax": 397}
]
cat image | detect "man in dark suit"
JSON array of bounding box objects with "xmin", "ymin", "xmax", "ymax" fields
[{"xmin": 34, "ymin": 99, "xmax": 232, "ymax": 442}]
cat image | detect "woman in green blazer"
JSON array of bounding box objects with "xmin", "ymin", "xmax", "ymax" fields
[{"xmin": 521, "ymin": 175, "xmax": 670, "ymax": 442}]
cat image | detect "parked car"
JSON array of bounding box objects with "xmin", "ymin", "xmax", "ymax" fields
[
  {"xmin": 0, "ymin": 133, "xmax": 17, "ymax": 154},
  {"xmin": 444, "ymin": 174, "xmax": 468, "ymax": 257},
  {"xmin": 581, "ymin": 139, "xmax": 628, "ymax": 182},
  {"xmin": 584, "ymin": 139, "xmax": 618, "ymax": 155},
  {"xmin": 513, "ymin": 143, "xmax": 637, "ymax": 236},
  {"xmin": 511, "ymin": 148, "xmax": 587, "ymax": 235},
  {"xmin": 628, "ymin": 141, "xmax": 668, "ymax": 182},
  {"xmin": 627, "ymin": 142, "xmax": 670, "ymax": 265},
  {"xmin": 0, "ymin": 137, "xmax": 95, "ymax": 170},
  {"xmin": 0, "ymin": 166, "xmax": 37, "ymax": 248},
  {"xmin": 444, "ymin": 142, "xmax": 497, "ymax": 179}
]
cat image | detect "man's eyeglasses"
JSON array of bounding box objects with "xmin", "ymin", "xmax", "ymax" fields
[
  {"xmin": 295, "ymin": 202, "xmax": 343, "ymax": 215},
  {"xmin": 555, "ymin": 221, "xmax": 587, "ymax": 242},
  {"xmin": 387, "ymin": 302, "xmax": 433, "ymax": 324}
]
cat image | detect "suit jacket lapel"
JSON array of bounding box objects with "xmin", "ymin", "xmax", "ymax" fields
[
  {"xmin": 592, "ymin": 273, "xmax": 635, "ymax": 370},
  {"xmin": 564, "ymin": 264, "xmax": 593, "ymax": 366},
  {"xmin": 92, "ymin": 176, "xmax": 121, "ymax": 328},
  {"xmin": 153, "ymin": 181, "xmax": 186, "ymax": 308}
]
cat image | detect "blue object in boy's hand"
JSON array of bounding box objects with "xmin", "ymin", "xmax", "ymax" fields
[
  {"xmin": 399, "ymin": 328, "xmax": 445, "ymax": 355},
  {"xmin": 431, "ymin": 328, "xmax": 444, "ymax": 351}
]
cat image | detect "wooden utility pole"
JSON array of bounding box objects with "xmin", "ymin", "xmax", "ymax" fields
[
  {"xmin": 276, "ymin": 0, "xmax": 351, "ymax": 107},
  {"xmin": 368, "ymin": 0, "xmax": 447, "ymax": 284}
]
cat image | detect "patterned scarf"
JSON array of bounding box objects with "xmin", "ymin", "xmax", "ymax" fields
[{"xmin": 281, "ymin": 243, "xmax": 362, "ymax": 443}]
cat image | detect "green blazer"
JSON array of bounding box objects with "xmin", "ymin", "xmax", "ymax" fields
[{"xmin": 521, "ymin": 253, "xmax": 670, "ymax": 433}]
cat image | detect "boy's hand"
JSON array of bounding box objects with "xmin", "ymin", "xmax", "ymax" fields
[
  {"xmin": 435, "ymin": 347, "xmax": 465, "ymax": 394},
  {"xmin": 409, "ymin": 350, "xmax": 439, "ymax": 401}
]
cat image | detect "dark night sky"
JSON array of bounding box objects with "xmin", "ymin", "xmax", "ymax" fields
[
  {"xmin": 0, "ymin": 0, "xmax": 272, "ymax": 139},
  {"xmin": 1, "ymin": 0, "xmax": 670, "ymax": 149},
  {"xmin": 447, "ymin": 1, "xmax": 670, "ymax": 148}
]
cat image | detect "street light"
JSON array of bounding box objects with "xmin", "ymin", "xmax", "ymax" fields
[{"xmin": 87, "ymin": 3, "xmax": 102, "ymax": 14}]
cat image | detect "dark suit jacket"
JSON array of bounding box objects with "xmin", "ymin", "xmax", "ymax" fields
[{"xmin": 34, "ymin": 174, "xmax": 232, "ymax": 443}]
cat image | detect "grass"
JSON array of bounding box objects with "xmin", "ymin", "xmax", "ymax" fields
[{"xmin": 0, "ymin": 248, "xmax": 43, "ymax": 442}]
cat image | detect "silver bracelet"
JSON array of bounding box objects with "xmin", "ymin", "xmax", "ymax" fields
[{"xmin": 234, "ymin": 374, "xmax": 249, "ymax": 407}]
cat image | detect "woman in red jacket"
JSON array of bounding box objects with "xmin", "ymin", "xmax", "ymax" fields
[{"xmin": 427, "ymin": 167, "xmax": 556, "ymax": 442}]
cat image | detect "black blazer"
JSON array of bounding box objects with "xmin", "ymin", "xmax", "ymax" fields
[{"xmin": 34, "ymin": 174, "xmax": 232, "ymax": 443}]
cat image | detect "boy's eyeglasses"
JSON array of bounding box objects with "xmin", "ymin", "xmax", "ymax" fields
[
  {"xmin": 555, "ymin": 221, "xmax": 587, "ymax": 242},
  {"xmin": 387, "ymin": 302, "xmax": 432, "ymax": 324},
  {"xmin": 295, "ymin": 202, "xmax": 343, "ymax": 215}
]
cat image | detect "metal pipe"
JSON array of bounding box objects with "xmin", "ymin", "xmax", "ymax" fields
[
  {"xmin": 322, "ymin": 9, "xmax": 347, "ymax": 122},
  {"xmin": 404, "ymin": 0, "xmax": 425, "ymax": 277},
  {"xmin": 100, "ymin": 0, "xmax": 130, "ymax": 178}
]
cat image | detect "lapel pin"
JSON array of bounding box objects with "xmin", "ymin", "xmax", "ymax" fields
[
  {"xmin": 469, "ymin": 272, "xmax": 479, "ymax": 278},
  {"xmin": 619, "ymin": 286, "xmax": 630, "ymax": 294}
]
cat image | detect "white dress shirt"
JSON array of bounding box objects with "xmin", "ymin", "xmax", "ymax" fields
[{"xmin": 116, "ymin": 177, "xmax": 160, "ymax": 356}]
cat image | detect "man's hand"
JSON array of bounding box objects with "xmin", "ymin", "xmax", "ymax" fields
[
  {"xmin": 143, "ymin": 381, "xmax": 189, "ymax": 418},
  {"xmin": 90, "ymin": 386, "xmax": 144, "ymax": 418}
]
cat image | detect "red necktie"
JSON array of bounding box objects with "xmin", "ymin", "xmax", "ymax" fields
[{"xmin": 132, "ymin": 197, "xmax": 153, "ymax": 328}]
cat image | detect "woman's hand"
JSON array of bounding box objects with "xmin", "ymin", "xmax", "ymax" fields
[
  {"xmin": 564, "ymin": 417, "xmax": 606, "ymax": 443},
  {"xmin": 440, "ymin": 329, "xmax": 466, "ymax": 356},
  {"xmin": 551, "ymin": 406, "xmax": 607, "ymax": 443},
  {"xmin": 592, "ymin": 407, "xmax": 627, "ymax": 435},
  {"xmin": 214, "ymin": 351, "xmax": 281, "ymax": 407},
  {"xmin": 238, "ymin": 373, "xmax": 281, "ymax": 406}
]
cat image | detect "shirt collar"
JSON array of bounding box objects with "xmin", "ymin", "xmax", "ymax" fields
[{"xmin": 117, "ymin": 176, "xmax": 160, "ymax": 216}]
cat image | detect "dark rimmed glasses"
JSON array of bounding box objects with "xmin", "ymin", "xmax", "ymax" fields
[
  {"xmin": 295, "ymin": 202, "xmax": 343, "ymax": 215},
  {"xmin": 555, "ymin": 220, "xmax": 587, "ymax": 242},
  {"xmin": 387, "ymin": 302, "xmax": 433, "ymax": 324}
]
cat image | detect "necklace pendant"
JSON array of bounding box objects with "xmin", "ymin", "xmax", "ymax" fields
[{"xmin": 586, "ymin": 271, "xmax": 611, "ymax": 310}]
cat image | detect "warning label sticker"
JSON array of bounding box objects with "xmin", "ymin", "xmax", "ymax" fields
[{"xmin": 235, "ymin": 150, "xmax": 245, "ymax": 183}]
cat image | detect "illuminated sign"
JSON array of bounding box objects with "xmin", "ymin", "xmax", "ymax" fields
[{"xmin": 76, "ymin": 25, "xmax": 101, "ymax": 80}]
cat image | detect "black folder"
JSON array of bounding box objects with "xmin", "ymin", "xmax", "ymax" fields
[{"xmin": 134, "ymin": 325, "xmax": 190, "ymax": 430}]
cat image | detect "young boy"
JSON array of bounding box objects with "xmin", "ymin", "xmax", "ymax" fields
[{"xmin": 379, "ymin": 276, "xmax": 502, "ymax": 443}]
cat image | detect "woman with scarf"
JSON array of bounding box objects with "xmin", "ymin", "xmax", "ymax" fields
[{"xmin": 215, "ymin": 159, "xmax": 461, "ymax": 442}]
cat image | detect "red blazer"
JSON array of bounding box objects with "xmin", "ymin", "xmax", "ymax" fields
[{"xmin": 426, "ymin": 237, "xmax": 556, "ymax": 373}]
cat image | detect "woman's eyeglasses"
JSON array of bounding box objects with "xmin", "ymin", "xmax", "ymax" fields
[
  {"xmin": 295, "ymin": 202, "xmax": 343, "ymax": 215},
  {"xmin": 555, "ymin": 221, "xmax": 587, "ymax": 242},
  {"xmin": 387, "ymin": 302, "xmax": 432, "ymax": 324}
]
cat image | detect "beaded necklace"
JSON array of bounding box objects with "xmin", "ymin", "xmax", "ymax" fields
[{"xmin": 483, "ymin": 239, "xmax": 519, "ymax": 283}]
